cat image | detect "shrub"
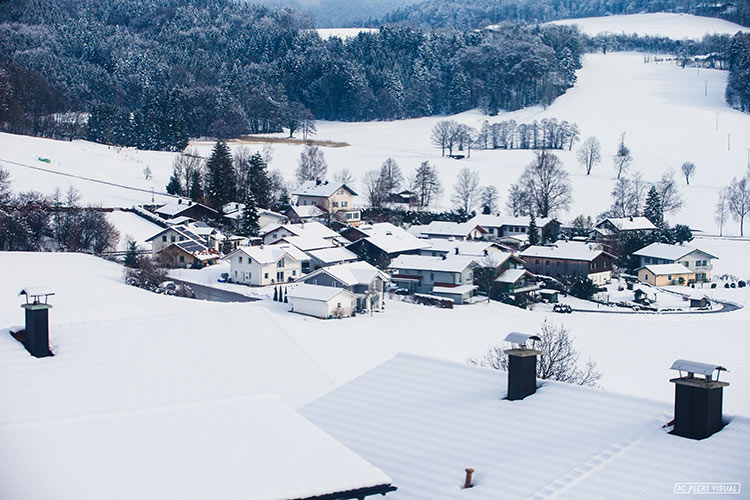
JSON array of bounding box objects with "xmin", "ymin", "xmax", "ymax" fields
[
  {"xmin": 124, "ymin": 257, "xmax": 168, "ymax": 292},
  {"xmin": 739, "ymin": 281, "xmax": 746, "ymax": 288}
]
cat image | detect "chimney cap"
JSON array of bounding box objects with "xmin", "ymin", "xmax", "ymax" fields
[
  {"xmin": 504, "ymin": 332, "xmax": 541, "ymax": 349},
  {"xmin": 19, "ymin": 287, "xmax": 55, "ymax": 304},
  {"xmin": 671, "ymin": 359, "xmax": 728, "ymax": 380}
]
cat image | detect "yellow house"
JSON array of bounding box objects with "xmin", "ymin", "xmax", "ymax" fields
[{"xmin": 637, "ymin": 264, "xmax": 695, "ymax": 286}]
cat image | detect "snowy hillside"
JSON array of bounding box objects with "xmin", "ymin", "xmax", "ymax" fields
[
  {"xmin": 3, "ymin": 251, "xmax": 748, "ymax": 416},
  {"xmin": 549, "ymin": 13, "xmax": 749, "ymax": 39}
]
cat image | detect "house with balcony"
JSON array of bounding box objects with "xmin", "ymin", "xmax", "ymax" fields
[
  {"xmin": 468, "ymin": 214, "xmax": 561, "ymax": 245},
  {"xmin": 520, "ymin": 241, "xmax": 614, "ymax": 285},
  {"xmin": 293, "ymin": 180, "xmax": 361, "ymax": 226},
  {"xmin": 637, "ymin": 263, "xmax": 696, "ymax": 286},
  {"xmin": 389, "ymin": 255, "xmax": 479, "ymax": 304},
  {"xmin": 224, "ymin": 244, "xmax": 305, "ymax": 286},
  {"xmin": 632, "ymin": 243, "xmax": 717, "ymax": 282},
  {"xmin": 298, "ymin": 261, "xmax": 390, "ymax": 313},
  {"xmin": 592, "ymin": 216, "xmax": 656, "ymax": 239}
]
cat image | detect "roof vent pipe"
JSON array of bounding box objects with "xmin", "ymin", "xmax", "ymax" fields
[{"xmin": 464, "ymin": 468, "xmax": 474, "ymax": 489}]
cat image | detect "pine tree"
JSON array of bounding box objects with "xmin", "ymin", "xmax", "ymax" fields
[
  {"xmin": 247, "ymin": 152, "xmax": 272, "ymax": 209},
  {"xmin": 644, "ymin": 186, "xmax": 663, "ymax": 227},
  {"xmin": 189, "ymin": 169, "xmax": 203, "ymax": 202},
  {"xmin": 283, "ymin": 288, "xmax": 288, "ymax": 303},
  {"xmin": 528, "ymin": 213, "xmax": 540, "ymax": 246},
  {"xmin": 124, "ymin": 241, "xmax": 139, "ymax": 268},
  {"xmin": 205, "ymin": 141, "xmax": 236, "ymax": 212},
  {"xmin": 238, "ymin": 192, "xmax": 260, "ymax": 237},
  {"xmin": 166, "ymin": 172, "xmax": 183, "ymax": 196},
  {"xmin": 273, "ymin": 286, "xmax": 278, "ymax": 301}
]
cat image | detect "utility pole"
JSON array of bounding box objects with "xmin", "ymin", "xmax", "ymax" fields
[{"xmin": 715, "ymin": 112, "xmax": 720, "ymax": 131}]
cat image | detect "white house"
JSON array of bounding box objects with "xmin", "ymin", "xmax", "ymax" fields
[
  {"xmin": 299, "ymin": 261, "xmax": 390, "ymax": 313},
  {"xmin": 260, "ymin": 221, "xmax": 340, "ymax": 247},
  {"xmin": 408, "ymin": 221, "xmax": 487, "ymax": 240},
  {"xmin": 633, "ymin": 242, "xmax": 717, "ymax": 282},
  {"xmin": 593, "ymin": 216, "xmax": 656, "ymax": 237},
  {"xmin": 288, "ymin": 284, "xmax": 357, "ymax": 319},
  {"xmin": 225, "ymin": 245, "xmax": 305, "ymax": 286}
]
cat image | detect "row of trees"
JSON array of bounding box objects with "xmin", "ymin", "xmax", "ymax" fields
[
  {"xmin": 475, "ymin": 119, "xmax": 580, "ymax": 151},
  {"xmin": 0, "ymin": 1, "xmax": 582, "ymax": 150},
  {"xmin": 716, "ymin": 174, "xmax": 750, "ymax": 236},
  {"xmin": 0, "ymin": 168, "xmax": 119, "ymax": 253}
]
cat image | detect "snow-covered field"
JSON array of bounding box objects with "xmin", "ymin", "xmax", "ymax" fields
[
  {"xmin": 4, "ymin": 249, "xmax": 747, "ymax": 416},
  {"xmin": 549, "ymin": 13, "xmax": 749, "ymax": 39},
  {"xmin": 4, "ymin": 48, "xmax": 749, "ymax": 234}
]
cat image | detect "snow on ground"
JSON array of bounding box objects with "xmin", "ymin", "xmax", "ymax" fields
[
  {"xmin": 315, "ymin": 28, "xmax": 377, "ymax": 39},
  {"xmin": 5, "ymin": 249, "xmax": 747, "ymax": 417},
  {"xmin": 548, "ymin": 13, "xmax": 749, "ymax": 39},
  {"xmin": 107, "ymin": 210, "xmax": 163, "ymax": 251}
]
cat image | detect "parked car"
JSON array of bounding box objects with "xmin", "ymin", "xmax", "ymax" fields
[{"xmin": 218, "ymin": 272, "xmax": 229, "ymax": 283}]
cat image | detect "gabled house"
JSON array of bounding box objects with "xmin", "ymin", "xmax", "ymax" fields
[
  {"xmin": 633, "ymin": 243, "xmax": 717, "ymax": 282},
  {"xmin": 307, "ymin": 247, "xmax": 359, "ymax": 270},
  {"xmin": 293, "ymin": 180, "xmax": 361, "ymax": 226},
  {"xmin": 494, "ymin": 268, "xmax": 539, "ymax": 294},
  {"xmin": 158, "ymin": 240, "xmax": 221, "ymax": 268},
  {"xmin": 468, "ymin": 214, "xmax": 561, "ymax": 242},
  {"xmin": 285, "ymin": 204, "xmax": 328, "ymax": 224},
  {"xmin": 418, "ymin": 239, "xmax": 510, "ymax": 258},
  {"xmin": 520, "ymin": 241, "xmax": 614, "ymax": 285},
  {"xmin": 637, "ymin": 263, "xmax": 695, "ymax": 286},
  {"xmin": 344, "ymin": 223, "xmax": 430, "ymax": 267},
  {"xmin": 154, "ymin": 198, "xmax": 218, "ymax": 221},
  {"xmin": 288, "ymin": 284, "xmax": 357, "ymax": 319},
  {"xmin": 298, "ymin": 261, "xmax": 390, "ymax": 313},
  {"xmin": 593, "ymin": 216, "xmax": 656, "ymax": 238},
  {"xmin": 222, "ymin": 202, "xmax": 287, "ymax": 229},
  {"xmin": 260, "ymin": 221, "xmax": 340, "ymax": 247},
  {"xmin": 389, "ymin": 255, "xmax": 479, "ymax": 303},
  {"xmin": 408, "ymin": 221, "xmax": 487, "ymax": 240},
  {"xmin": 146, "ymin": 225, "xmax": 205, "ymax": 259},
  {"xmin": 225, "ymin": 244, "xmax": 304, "ymax": 286}
]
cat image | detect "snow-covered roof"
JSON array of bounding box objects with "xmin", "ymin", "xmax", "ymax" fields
[
  {"xmin": 166, "ymin": 215, "xmax": 193, "ymax": 225},
  {"xmin": 0, "ymin": 394, "xmax": 392, "ymax": 500},
  {"xmin": 408, "ymin": 221, "xmax": 487, "ymax": 238},
  {"xmin": 390, "ymin": 255, "xmax": 478, "ymax": 273},
  {"xmin": 598, "ymin": 216, "xmax": 656, "ymax": 231},
  {"xmin": 229, "ymin": 245, "xmax": 299, "ymax": 265},
  {"xmin": 639, "ymin": 263, "xmax": 694, "ymax": 275},
  {"xmin": 468, "ymin": 214, "xmax": 555, "ymax": 229},
  {"xmin": 288, "ymin": 283, "xmax": 355, "ymax": 302},
  {"xmin": 633, "ymin": 242, "xmax": 717, "ymax": 261},
  {"xmin": 303, "ymin": 261, "xmax": 390, "ymax": 287},
  {"xmin": 289, "ymin": 205, "xmax": 328, "ymax": 218},
  {"xmin": 155, "ymin": 199, "xmax": 217, "ymax": 218},
  {"xmin": 307, "ymin": 247, "xmax": 359, "ymax": 265},
  {"xmin": 261, "ymin": 221, "xmax": 340, "ymax": 241},
  {"xmin": 354, "ymin": 223, "xmax": 430, "ymax": 254},
  {"xmin": 278, "ymin": 235, "xmax": 336, "ymax": 252},
  {"xmin": 302, "ymin": 353, "xmax": 750, "ymax": 500},
  {"xmin": 520, "ymin": 241, "xmax": 610, "ymax": 262},
  {"xmin": 432, "ymin": 284, "xmax": 477, "ymax": 294},
  {"xmin": 171, "ymin": 241, "xmax": 220, "ymax": 261},
  {"xmin": 494, "ymin": 268, "xmax": 533, "ymax": 283},
  {"xmin": 293, "ymin": 180, "xmax": 358, "ymax": 198},
  {"xmin": 421, "ymin": 238, "xmax": 503, "ymax": 257}
]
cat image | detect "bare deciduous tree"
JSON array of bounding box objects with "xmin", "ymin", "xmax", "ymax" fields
[
  {"xmin": 612, "ymin": 133, "xmax": 632, "ymax": 180},
  {"xmin": 410, "ymin": 161, "xmax": 442, "ymax": 208},
  {"xmin": 467, "ymin": 319, "xmax": 602, "ymax": 387},
  {"xmin": 681, "ymin": 161, "xmax": 696, "ymax": 185},
  {"xmin": 378, "ymin": 158, "xmax": 403, "ymax": 195},
  {"xmin": 431, "ymin": 120, "xmax": 458, "ymax": 157},
  {"xmin": 518, "ymin": 150, "xmax": 571, "ymax": 218},
  {"xmin": 333, "ymin": 168, "xmax": 355, "ymax": 186},
  {"xmin": 505, "ymin": 183, "xmax": 532, "ymax": 217},
  {"xmin": 728, "ymin": 175, "xmax": 750, "ymax": 236},
  {"xmin": 576, "ymin": 136, "xmax": 600, "ymax": 175},
  {"xmin": 656, "ymin": 169, "xmax": 683, "ymax": 215},
  {"xmin": 715, "ymin": 187, "xmax": 730, "ymax": 236},
  {"xmin": 295, "ymin": 145, "xmax": 328, "ymax": 184},
  {"xmin": 451, "ymin": 167, "xmax": 481, "ymax": 214},
  {"xmin": 363, "ymin": 169, "xmax": 386, "ymax": 208},
  {"xmin": 480, "ymin": 185, "xmax": 499, "ymax": 214}
]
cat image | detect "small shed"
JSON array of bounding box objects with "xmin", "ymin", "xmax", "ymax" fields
[
  {"xmin": 690, "ymin": 297, "xmax": 710, "ymax": 309},
  {"xmin": 538, "ymin": 289, "xmax": 559, "ymax": 303},
  {"xmin": 288, "ymin": 284, "xmax": 356, "ymax": 319},
  {"xmin": 431, "ymin": 284, "xmax": 477, "ymax": 305}
]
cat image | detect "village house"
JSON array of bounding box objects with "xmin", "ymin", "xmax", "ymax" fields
[
  {"xmin": 344, "ymin": 222, "xmax": 430, "ymax": 266},
  {"xmin": 224, "ymin": 244, "xmax": 305, "ymax": 286},
  {"xmin": 592, "ymin": 216, "xmax": 656, "ymax": 238},
  {"xmin": 153, "ymin": 198, "xmax": 219, "ymax": 221},
  {"xmin": 408, "ymin": 221, "xmax": 487, "ymax": 240},
  {"xmin": 637, "ymin": 263, "xmax": 696, "ymax": 286},
  {"xmin": 307, "ymin": 247, "xmax": 359, "ymax": 270},
  {"xmin": 222, "ymin": 202, "xmax": 287, "ymax": 229},
  {"xmin": 285, "ymin": 204, "xmax": 328, "ymax": 224},
  {"xmin": 293, "ymin": 180, "xmax": 361, "ymax": 226},
  {"xmin": 633, "ymin": 242, "xmax": 717, "ymax": 282},
  {"xmin": 389, "ymin": 255, "xmax": 479, "ymax": 304},
  {"xmin": 520, "ymin": 241, "xmax": 615, "ymax": 285},
  {"xmin": 157, "ymin": 240, "xmax": 221, "ymax": 268},
  {"xmin": 493, "ymin": 268, "xmax": 539, "ymax": 295},
  {"xmin": 417, "ymin": 239, "xmax": 510, "ymax": 258},
  {"xmin": 298, "ymin": 261, "xmax": 390, "ymax": 313},
  {"xmin": 260, "ymin": 221, "xmax": 340, "ymax": 247},
  {"xmin": 468, "ymin": 214, "xmax": 561, "ymax": 243},
  {"xmin": 287, "ymin": 284, "xmax": 357, "ymax": 319}
]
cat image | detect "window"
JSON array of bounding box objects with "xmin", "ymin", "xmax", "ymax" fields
[
  {"xmin": 521, "ymin": 227, "xmax": 526, "ymax": 233},
  {"xmin": 303, "ymin": 200, "xmax": 307, "ymax": 205},
  {"xmin": 162, "ymin": 235, "xmax": 167, "ymax": 242},
  {"xmin": 234, "ymin": 271, "xmax": 237, "ymax": 277},
  {"xmin": 273, "ymin": 233, "xmax": 278, "ymax": 239},
  {"xmin": 535, "ymin": 259, "xmax": 540, "ymax": 265},
  {"xmin": 557, "ymin": 261, "xmax": 560, "ymax": 267},
  {"xmin": 179, "ymin": 256, "xmax": 185, "ymax": 263},
  {"xmin": 342, "ymin": 201, "xmax": 348, "ymax": 207},
  {"xmin": 239, "ymin": 256, "xmax": 243, "ymax": 264},
  {"xmin": 179, "ymin": 236, "xmax": 185, "ymax": 241},
  {"xmin": 245, "ymin": 272, "xmax": 251, "ymax": 280},
  {"xmin": 546, "ymin": 260, "xmax": 550, "ymax": 266},
  {"xmin": 264, "ymin": 273, "xmax": 269, "ymax": 279},
  {"xmin": 346, "ymin": 213, "xmax": 352, "ymax": 219},
  {"xmin": 292, "ymin": 270, "xmax": 296, "ymax": 276},
  {"xmin": 332, "ymin": 201, "xmax": 339, "ymax": 208},
  {"xmin": 430, "ymin": 273, "xmax": 434, "ymax": 281},
  {"xmin": 171, "ymin": 235, "xmax": 176, "ymax": 243},
  {"xmin": 337, "ymin": 302, "xmax": 342, "ymax": 308},
  {"xmin": 668, "ymin": 275, "xmax": 673, "ymax": 280}
]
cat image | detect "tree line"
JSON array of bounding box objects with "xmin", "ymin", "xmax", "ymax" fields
[{"xmin": 0, "ymin": 0, "xmax": 582, "ymax": 151}]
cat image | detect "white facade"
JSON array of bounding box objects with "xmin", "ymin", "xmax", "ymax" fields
[
  {"xmin": 289, "ymin": 285, "xmax": 356, "ymax": 319},
  {"xmin": 227, "ymin": 248, "xmax": 301, "ymax": 286}
]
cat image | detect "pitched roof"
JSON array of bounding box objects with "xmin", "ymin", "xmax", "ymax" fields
[
  {"xmin": 0, "ymin": 395, "xmax": 392, "ymax": 500},
  {"xmin": 420, "ymin": 238, "xmax": 502, "ymax": 256},
  {"xmin": 229, "ymin": 245, "xmax": 299, "ymax": 265},
  {"xmin": 293, "ymin": 180, "xmax": 358, "ymax": 198},
  {"xmin": 145, "ymin": 225, "xmax": 203, "ymax": 244},
  {"xmin": 432, "ymin": 284, "xmax": 477, "ymax": 294},
  {"xmin": 408, "ymin": 221, "xmax": 487, "ymax": 238},
  {"xmin": 307, "ymin": 247, "xmax": 359, "ymax": 265},
  {"xmin": 261, "ymin": 221, "xmax": 340, "ymax": 241},
  {"xmin": 289, "ymin": 205, "xmax": 328, "ymax": 218},
  {"xmin": 302, "ymin": 261, "xmax": 390, "ymax": 287},
  {"xmin": 288, "ymin": 283, "xmax": 355, "ymax": 302},
  {"xmin": 353, "ymin": 223, "xmax": 430, "ymax": 254},
  {"xmin": 390, "ymin": 255, "xmax": 478, "ymax": 273},
  {"xmin": 633, "ymin": 242, "xmax": 717, "ymax": 261},
  {"xmin": 597, "ymin": 217, "xmax": 656, "ymax": 231},
  {"xmin": 468, "ymin": 214, "xmax": 556, "ymax": 229},
  {"xmin": 155, "ymin": 199, "xmax": 218, "ymax": 218},
  {"xmin": 520, "ymin": 241, "xmax": 610, "ymax": 262},
  {"xmin": 302, "ymin": 354, "xmax": 750, "ymax": 500},
  {"xmin": 277, "ymin": 235, "xmax": 336, "ymax": 252},
  {"xmin": 494, "ymin": 268, "xmax": 533, "ymax": 283},
  {"xmin": 638, "ymin": 263, "xmax": 694, "ymax": 275}
]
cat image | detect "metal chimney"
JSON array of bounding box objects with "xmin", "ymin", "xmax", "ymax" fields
[
  {"xmin": 669, "ymin": 359, "xmax": 729, "ymax": 440},
  {"xmin": 504, "ymin": 332, "xmax": 541, "ymax": 400},
  {"xmin": 18, "ymin": 288, "xmax": 54, "ymax": 358}
]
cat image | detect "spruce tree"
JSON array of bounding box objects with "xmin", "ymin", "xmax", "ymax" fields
[
  {"xmin": 273, "ymin": 286, "xmax": 278, "ymax": 301},
  {"xmin": 248, "ymin": 152, "xmax": 272, "ymax": 209},
  {"xmin": 124, "ymin": 241, "xmax": 139, "ymax": 268},
  {"xmin": 239, "ymin": 192, "xmax": 260, "ymax": 237},
  {"xmin": 189, "ymin": 169, "xmax": 203, "ymax": 202},
  {"xmin": 283, "ymin": 288, "xmax": 288, "ymax": 303},
  {"xmin": 528, "ymin": 213, "xmax": 540, "ymax": 246},
  {"xmin": 644, "ymin": 186, "xmax": 663, "ymax": 227},
  {"xmin": 166, "ymin": 172, "xmax": 183, "ymax": 196},
  {"xmin": 205, "ymin": 141, "xmax": 236, "ymax": 212}
]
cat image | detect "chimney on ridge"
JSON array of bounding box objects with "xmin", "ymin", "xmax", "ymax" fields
[
  {"xmin": 669, "ymin": 359, "xmax": 729, "ymax": 440},
  {"xmin": 17, "ymin": 288, "xmax": 54, "ymax": 358},
  {"xmin": 504, "ymin": 332, "xmax": 541, "ymax": 400}
]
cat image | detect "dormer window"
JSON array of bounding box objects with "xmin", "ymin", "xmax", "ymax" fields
[{"xmin": 277, "ymin": 258, "xmax": 285, "ymax": 268}]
